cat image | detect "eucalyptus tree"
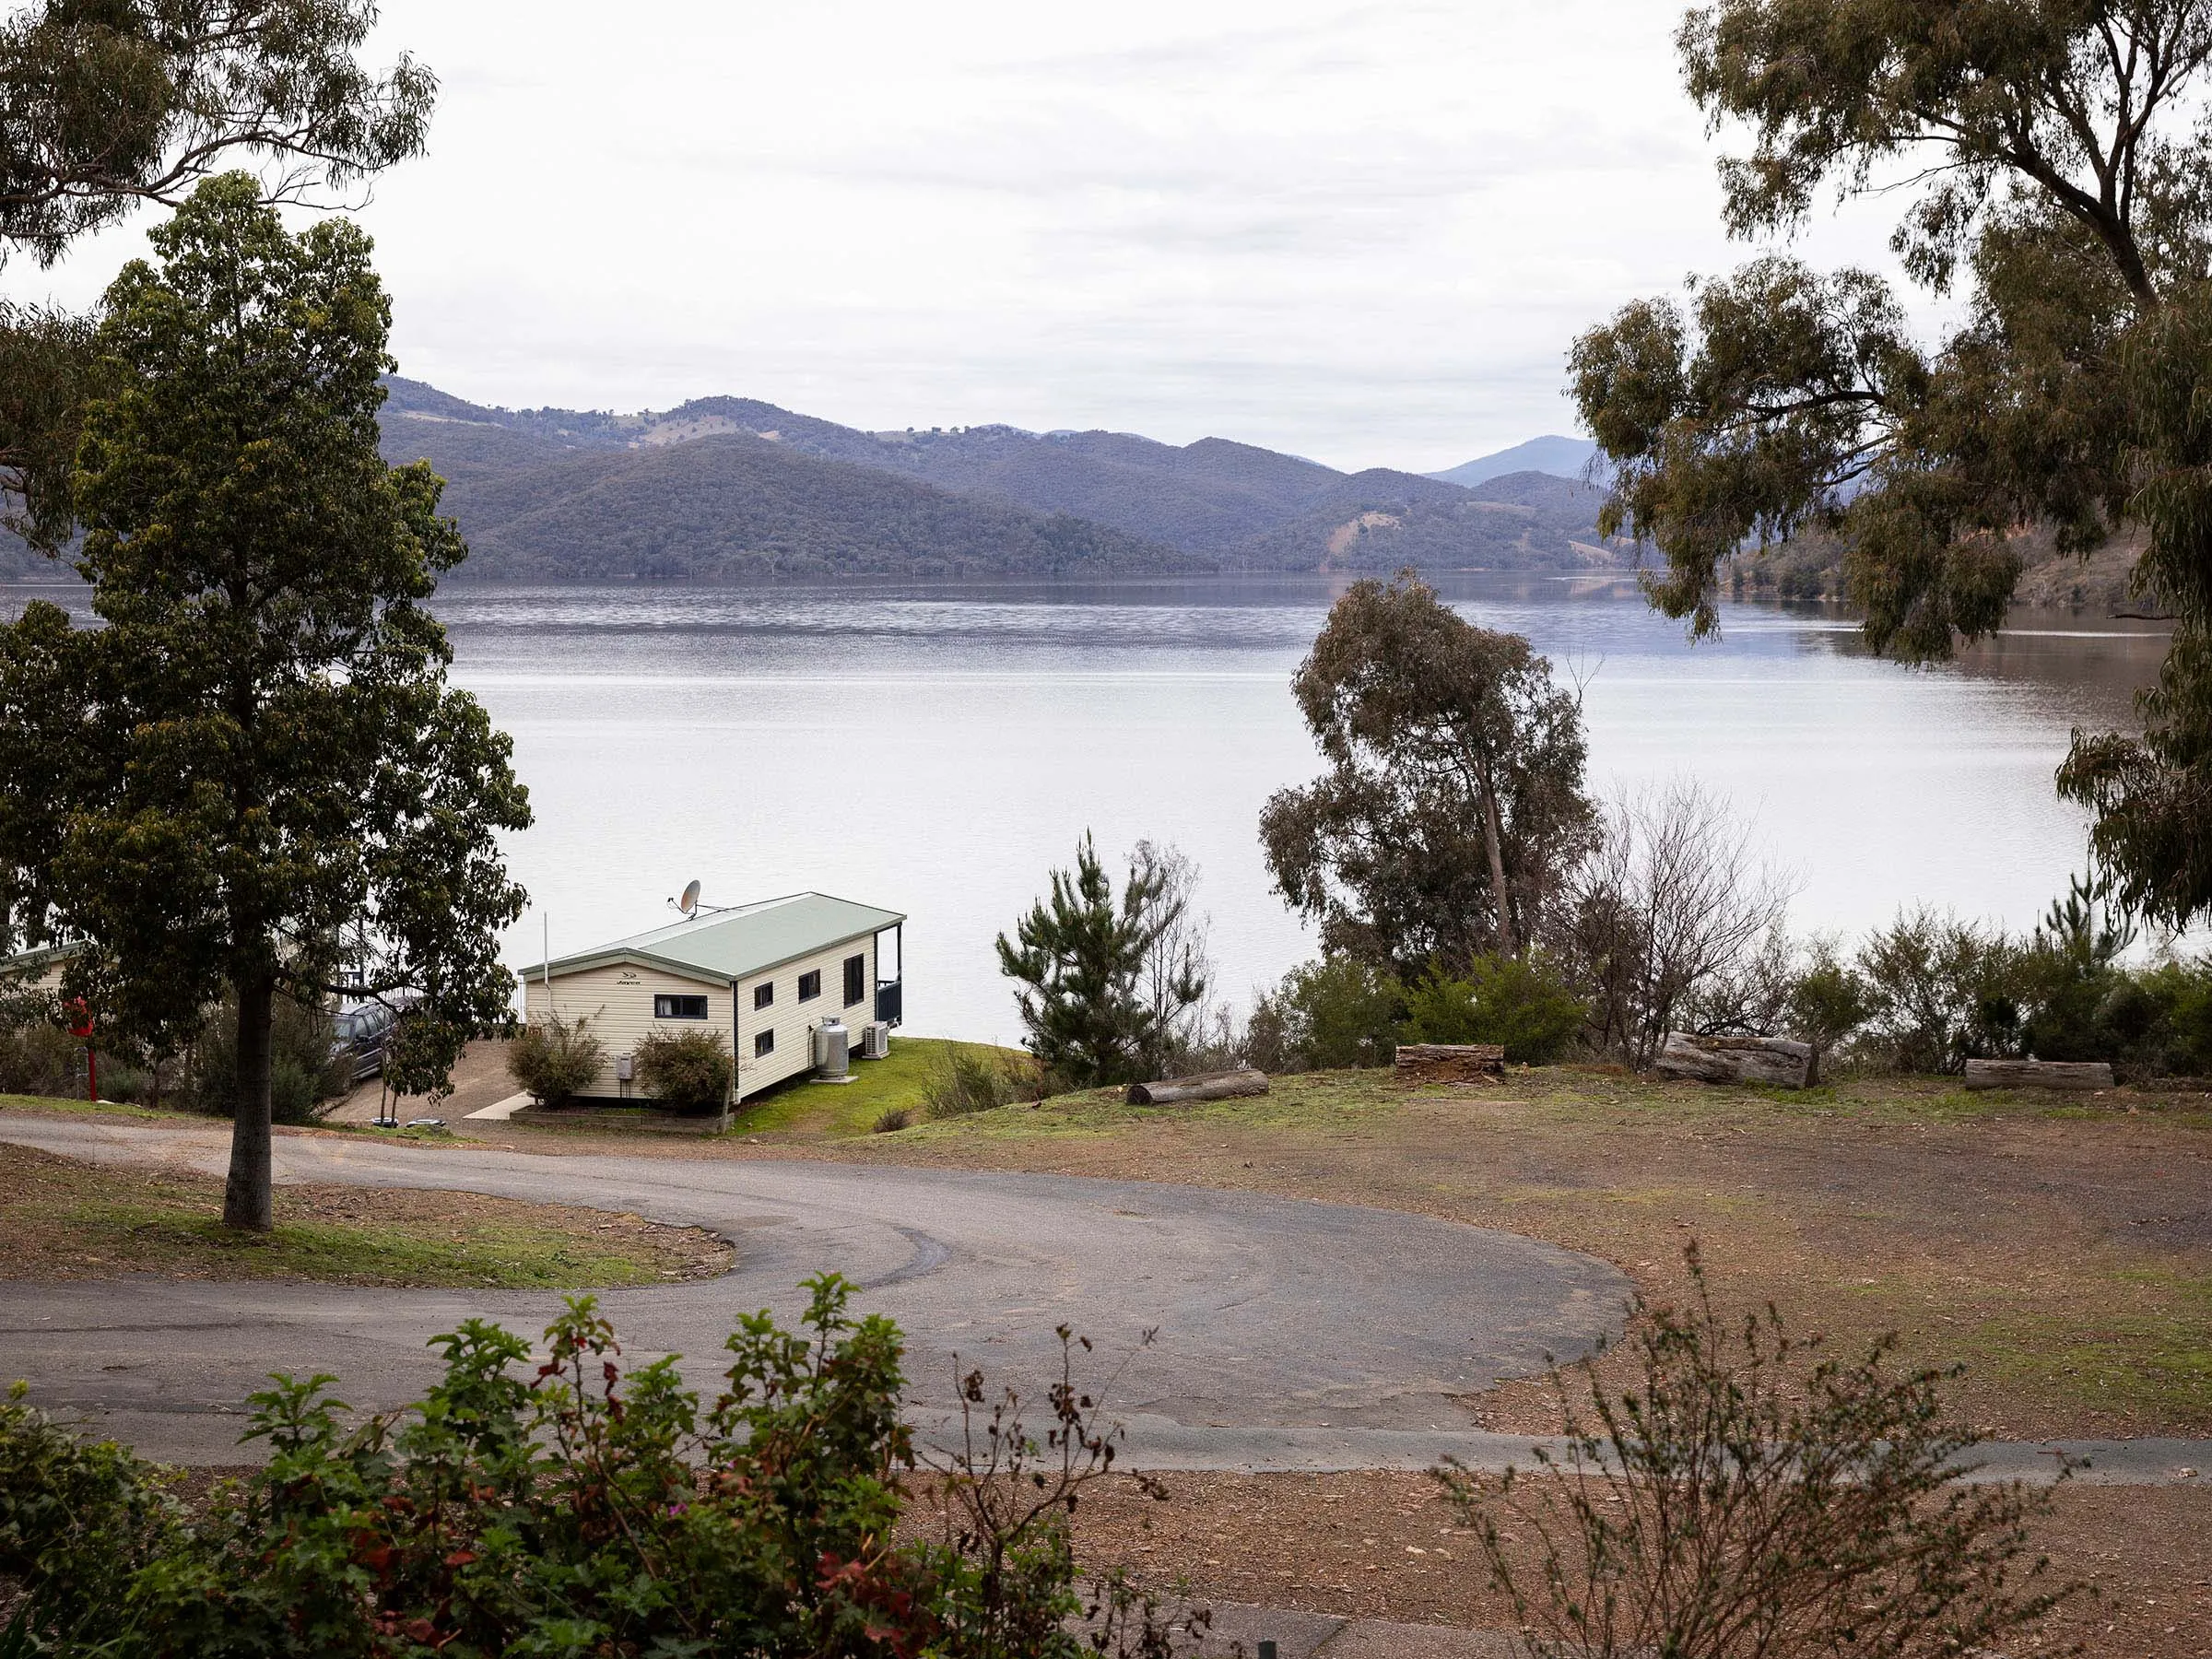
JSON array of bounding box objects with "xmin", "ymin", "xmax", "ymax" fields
[
  {"xmin": 0, "ymin": 176, "xmax": 528, "ymax": 1230},
  {"xmin": 1261, "ymin": 573, "xmax": 1594, "ymax": 974},
  {"xmin": 1571, "ymin": 0, "xmax": 2212, "ymax": 924},
  {"xmin": 0, "ymin": 0, "xmax": 436, "ymax": 551}
]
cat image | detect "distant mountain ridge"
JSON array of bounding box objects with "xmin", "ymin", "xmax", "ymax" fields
[
  {"xmin": 1429, "ymin": 434, "xmax": 1605, "ymax": 488},
  {"xmin": 376, "ymin": 379, "xmax": 1622, "ymax": 582}
]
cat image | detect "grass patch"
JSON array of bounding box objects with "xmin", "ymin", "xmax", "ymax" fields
[
  {"xmin": 0, "ymin": 1142, "xmax": 733, "ymax": 1288},
  {"xmin": 730, "ymin": 1038, "xmax": 1028, "ymax": 1140},
  {"xmin": 0, "ymin": 1090, "xmax": 194, "ymax": 1123}
]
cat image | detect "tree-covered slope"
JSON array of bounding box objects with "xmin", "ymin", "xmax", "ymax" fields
[{"xmin": 376, "ymin": 379, "xmax": 1619, "ymax": 579}]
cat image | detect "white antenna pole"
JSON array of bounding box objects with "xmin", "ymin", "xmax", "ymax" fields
[{"xmin": 542, "ymin": 913, "xmax": 551, "ymax": 1006}]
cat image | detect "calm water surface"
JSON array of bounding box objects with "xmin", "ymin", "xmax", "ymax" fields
[{"xmin": 6, "ymin": 574, "xmax": 2171, "ymax": 1043}]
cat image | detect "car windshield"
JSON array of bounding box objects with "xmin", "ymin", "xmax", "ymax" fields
[{"xmin": 334, "ymin": 1014, "xmax": 363, "ymax": 1041}]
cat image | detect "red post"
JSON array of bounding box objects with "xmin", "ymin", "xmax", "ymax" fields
[{"xmin": 66, "ymin": 999, "xmax": 95, "ymax": 1103}]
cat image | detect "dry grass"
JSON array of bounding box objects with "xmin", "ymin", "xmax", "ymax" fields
[{"xmin": 821, "ymin": 1065, "xmax": 2212, "ymax": 1441}]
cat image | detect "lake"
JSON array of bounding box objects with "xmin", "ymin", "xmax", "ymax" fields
[
  {"xmin": 3, "ymin": 574, "xmax": 2171, "ymax": 1043},
  {"xmin": 424, "ymin": 574, "xmax": 2169, "ymax": 1044}
]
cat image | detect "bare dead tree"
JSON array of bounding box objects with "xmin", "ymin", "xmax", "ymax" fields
[{"xmin": 1555, "ymin": 781, "xmax": 1797, "ymax": 1067}]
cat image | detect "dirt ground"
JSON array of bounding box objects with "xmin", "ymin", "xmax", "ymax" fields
[{"xmin": 1057, "ymin": 1470, "xmax": 2212, "ymax": 1659}]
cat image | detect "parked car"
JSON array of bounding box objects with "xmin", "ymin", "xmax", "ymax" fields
[{"xmin": 330, "ymin": 999, "xmax": 402, "ymax": 1084}]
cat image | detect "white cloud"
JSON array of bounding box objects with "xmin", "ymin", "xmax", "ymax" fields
[{"xmin": 9, "ymin": 0, "xmax": 1947, "ymax": 471}]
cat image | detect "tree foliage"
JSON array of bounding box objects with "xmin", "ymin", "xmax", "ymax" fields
[
  {"xmin": 0, "ymin": 0, "xmax": 435, "ymax": 555},
  {"xmin": 0, "ymin": 175, "xmax": 529, "ymax": 1229},
  {"xmin": 994, "ymin": 833, "xmax": 1206, "ymax": 1088},
  {"xmin": 0, "ymin": 0, "xmax": 436, "ymax": 268},
  {"xmin": 1261, "ymin": 573, "xmax": 1594, "ymax": 974},
  {"xmin": 1571, "ymin": 0, "xmax": 2212, "ymax": 923}
]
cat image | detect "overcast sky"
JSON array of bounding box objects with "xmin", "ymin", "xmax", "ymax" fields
[{"xmin": 19, "ymin": 1, "xmax": 1940, "ymax": 472}]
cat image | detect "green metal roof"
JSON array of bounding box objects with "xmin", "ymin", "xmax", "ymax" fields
[{"xmin": 529, "ymin": 892, "xmax": 904, "ymax": 986}]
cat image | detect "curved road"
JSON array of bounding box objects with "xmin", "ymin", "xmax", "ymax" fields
[{"xmin": 2, "ymin": 1117, "xmax": 1630, "ymax": 1466}]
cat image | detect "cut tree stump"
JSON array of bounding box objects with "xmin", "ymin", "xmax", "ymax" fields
[
  {"xmin": 1125, "ymin": 1068, "xmax": 1270, "ymax": 1106},
  {"xmin": 1655, "ymin": 1033, "xmax": 1812, "ymax": 1089},
  {"xmin": 1394, "ymin": 1043, "xmax": 1506, "ymax": 1085},
  {"xmin": 1962, "ymin": 1058, "xmax": 2114, "ymax": 1091}
]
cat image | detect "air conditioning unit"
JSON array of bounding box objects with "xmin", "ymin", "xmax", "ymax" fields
[
  {"xmin": 861, "ymin": 1021, "xmax": 890, "ymax": 1061},
  {"xmin": 813, "ymin": 1018, "xmax": 852, "ymax": 1081}
]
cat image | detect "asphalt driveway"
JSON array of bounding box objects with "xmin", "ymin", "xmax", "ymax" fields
[{"xmin": 0, "ymin": 1116, "xmax": 1630, "ymax": 1465}]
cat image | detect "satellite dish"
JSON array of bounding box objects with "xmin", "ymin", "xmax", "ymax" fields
[{"xmin": 678, "ymin": 879, "xmax": 701, "ymax": 918}]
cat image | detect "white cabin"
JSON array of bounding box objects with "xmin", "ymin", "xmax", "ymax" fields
[{"xmin": 520, "ymin": 892, "xmax": 904, "ymax": 1104}]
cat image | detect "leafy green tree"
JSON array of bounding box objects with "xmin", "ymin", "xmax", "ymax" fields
[
  {"xmin": 1261, "ymin": 572, "xmax": 1594, "ymax": 972},
  {"xmin": 995, "ymin": 832, "xmax": 1204, "ymax": 1087},
  {"xmin": 1571, "ymin": 0, "xmax": 2212, "ymax": 924},
  {"xmin": 0, "ymin": 0, "xmax": 438, "ymax": 552},
  {"xmin": 0, "ymin": 175, "xmax": 529, "ymax": 1229}
]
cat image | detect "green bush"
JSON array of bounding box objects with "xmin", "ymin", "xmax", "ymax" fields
[
  {"xmin": 1245, "ymin": 956, "xmax": 1405, "ymax": 1073},
  {"xmin": 1399, "ymin": 953, "xmax": 1588, "ymax": 1064},
  {"xmin": 0, "ymin": 1280, "xmax": 1173, "ymax": 1657},
  {"xmin": 633, "ymin": 1026, "xmax": 734, "ymax": 1114},
  {"xmin": 182, "ymin": 992, "xmax": 351, "ymax": 1124},
  {"xmin": 1853, "ymin": 909, "xmax": 2024, "ymax": 1074},
  {"xmin": 1783, "ymin": 942, "xmax": 1870, "ymax": 1082},
  {"xmin": 504, "ymin": 1013, "xmax": 605, "ymax": 1106},
  {"xmin": 0, "ymin": 1018, "xmax": 84, "ymax": 1097},
  {"xmin": 2139, "ymin": 954, "xmax": 2212, "ymax": 1075}
]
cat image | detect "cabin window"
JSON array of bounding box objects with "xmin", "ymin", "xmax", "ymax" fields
[
  {"xmin": 797, "ymin": 970, "xmax": 821, "ymax": 1002},
  {"xmin": 653, "ymin": 994, "xmax": 708, "ymax": 1020},
  {"xmin": 754, "ymin": 982, "xmax": 773, "ymax": 1010},
  {"xmin": 842, "ymin": 953, "xmax": 866, "ymax": 1006},
  {"xmin": 754, "ymin": 1029, "xmax": 775, "ymax": 1057}
]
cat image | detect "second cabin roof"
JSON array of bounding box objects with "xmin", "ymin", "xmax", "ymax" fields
[{"xmin": 528, "ymin": 892, "xmax": 904, "ymax": 988}]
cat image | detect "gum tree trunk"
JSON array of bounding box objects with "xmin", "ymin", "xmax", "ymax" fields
[
  {"xmin": 223, "ymin": 971, "xmax": 276, "ymax": 1230},
  {"xmin": 1479, "ymin": 776, "xmax": 1516, "ymax": 958}
]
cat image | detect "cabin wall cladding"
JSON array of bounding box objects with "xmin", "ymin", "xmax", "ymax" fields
[
  {"xmin": 524, "ymin": 936, "xmax": 877, "ymax": 1101},
  {"xmin": 733, "ymin": 935, "xmax": 876, "ymax": 1097},
  {"xmin": 524, "ymin": 963, "xmax": 735, "ymax": 1100}
]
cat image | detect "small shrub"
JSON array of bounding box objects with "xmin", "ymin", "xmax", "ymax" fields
[
  {"xmin": 1854, "ymin": 908, "xmax": 2023, "ymax": 1073},
  {"xmin": 873, "ymin": 1105, "xmax": 913, "ymax": 1133},
  {"xmin": 2140, "ymin": 953, "xmax": 2212, "ymax": 1074},
  {"xmin": 1247, "ymin": 956, "xmax": 1404, "ymax": 1073},
  {"xmin": 1783, "ymin": 938, "xmax": 1870, "ymax": 1082},
  {"xmin": 1399, "ymin": 952, "xmax": 1588, "ymax": 1063},
  {"xmin": 633, "ymin": 1026, "xmax": 734, "ymax": 1114},
  {"xmin": 182, "ymin": 991, "xmax": 350, "ymax": 1122},
  {"xmin": 506, "ymin": 1012, "xmax": 605, "ymax": 1106},
  {"xmin": 923, "ymin": 1044, "xmax": 1033, "ymax": 1117},
  {"xmin": 0, "ymin": 1018, "xmax": 83, "ymax": 1097},
  {"xmin": 1441, "ymin": 1243, "xmax": 2077, "ymax": 1658}
]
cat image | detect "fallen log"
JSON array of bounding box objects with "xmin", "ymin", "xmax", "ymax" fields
[
  {"xmin": 1394, "ymin": 1043, "xmax": 1505, "ymax": 1085},
  {"xmin": 1655, "ymin": 1033, "xmax": 1812, "ymax": 1089},
  {"xmin": 1125, "ymin": 1068, "xmax": 1270, "ymax": 1106},
  {"xmin": 1962, "ymin": 1058, "xmax": 2113, "ymax": 1091}
]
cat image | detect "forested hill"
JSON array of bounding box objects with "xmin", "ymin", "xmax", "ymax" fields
[{"xmin": 376, "ymin": 378, "xmax": 1620, "ymax": 581}]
